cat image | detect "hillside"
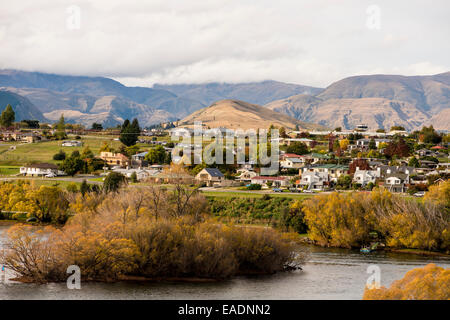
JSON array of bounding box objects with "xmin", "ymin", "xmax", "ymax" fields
[
  {"xmin": 0, "ymin": 90, "xmax": 47, "ymax": 122},
  {"xmin": 0, "ymin": 70, "xmax": 202, "ymax": 126},
  {"xmin": 154, "ymin": 80, "xmax": 323, "ymax": 106},
  {"xmin": 178, "ymin": 99, "xmax": 325, "ymax": 130},
  {"xmin": 266, "ymin": 72, "xmax": 450, "ymax": 130}
]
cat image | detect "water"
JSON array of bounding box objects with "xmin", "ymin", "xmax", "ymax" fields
[{"xmin": 1, "ymin": 225, "xmax": 449, "ymax": 300}]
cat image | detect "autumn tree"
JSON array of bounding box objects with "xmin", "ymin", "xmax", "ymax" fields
[
  {"xmin": 384, "ymin": 137, "xmax": 411, "ymax": 158},
  {"xmin": 348, "ymin": 159, "xmax": 371, "ymax": 175},
  {"xmin": 363, "ymin": 264, "xmax": 450, "ymax": 300}
]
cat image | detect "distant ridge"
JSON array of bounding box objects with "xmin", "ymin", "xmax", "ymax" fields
[{"xmin": 266, "ymin": 72, "xmax": 450, "ymax": 130}]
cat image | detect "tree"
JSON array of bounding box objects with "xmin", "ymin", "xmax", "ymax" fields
[
  {"xmin": 80, "ymin": 179, "xmax": 90, "ymax": 196},
  {"xmin": 145, "ymin": 145, "xmax": 166, "ymax": 164},
  {"xmin": 53, "ymin": 150, "xmax": 66, "ymax": 161},
  {"xmin": 59, "ymin": 152, "xmax": 83, "ymax": 176},
  {"xmin": 368, "ymin": 138, "xmax": 376, "ymax": 150},
  {"xmin": 119, "ymin": 118, "xmax": 140, "ymax": 146},
  {"xmin": 286, "ymin": 142, "xmax": 308, "ymax": 155},
  {"xmin": 103, "ymin": 172, "xmax": 127, "ymax": 193},
  {"xmin": 125, "ymin": 145, "xmax": 140, "ymax": 157},
  {"xmin": 349, "ymin": 159, "xmax": 371, "ymax": 175},
  {"xmin": 99, "ymin": 142, "xmax": 112, "ymax": 153},
  {"xmin": 279, "ymin": 126, "xmax": 288, "ymax": 138},
  {"xmin": 390, "ymin": 126, "xmax": 405, "ymax": 131},
  {"xmin": 336, "ymin": 175, "xmax": 352, "ymax": 189},
  {"xmin": 384, "ymin": 137, "xmax": 411, "ymax": 158},
  {"xmin": 1, "ymin": 104, "xmax": 15, "ymax": 128},
  {"xmin": 81, "ymin": 146, "xmax": 94, "ymax": 159},
  {"xmin": 418, "ymin": 125, "xmax": 442, "ymax": 144},
  {"xmin": 54, "ymin": 114, "xmax": 67, "ymax": 140},
  {"xmin": 130, "ymin": 172, "xmax": 138, "ymax": 183},
  {"xmin": 363, "ymin": 264, "xmax": 450, "ymax": 300},
  {"xmin": 339, "ymin": 139, "xmax": 349, "ymax": 150},
  {"xmin": 92, "ymin": 123, "xmax": 103, "ymax": 130},
  {"xmin": 408, "ymin": 157, "xmax": 420, "ymax": 168}
]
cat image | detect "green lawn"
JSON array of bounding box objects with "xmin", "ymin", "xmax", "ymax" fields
[
  {"xmin": 0, "ymin": 165, "xmax": 21, "ymax": 175},
  {"xmin": 0, "ymin": 135, "xmax": 124, "ymax": 165}
]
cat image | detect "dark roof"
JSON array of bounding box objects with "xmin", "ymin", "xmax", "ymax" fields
[
  {"xmin": 27, "ymin": 163, "xmax": 58, "ymax": 169},
  {"xmin": 204, "ymin": 168, "xmax": 224, "ymax": 177}
]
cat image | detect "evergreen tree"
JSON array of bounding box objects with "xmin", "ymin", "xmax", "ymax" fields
[
  {"xmin": 119, "ymin": 118, "xmax": 140, "ymax": 146},
  {"xmin": 1, "ymin": 104, "xmax": 15, "ymax": 128}
]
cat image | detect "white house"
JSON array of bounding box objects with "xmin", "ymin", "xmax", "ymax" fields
[
  {"xmin": 384, "ymin": 173, "xmax": 409, "ymax": 193},
  {"xmin": 250, "ymin": 176, "xmax": 289, "ymax": 188},
  {"xmin": 280, "ymin": 157, "xmax": 306, "ymax": 169},
  {"xmin": 299, "ymin": 171, "xmax": 329, "ymax": 191},
  {"xmin": 112, "ymin": 168, "xmax": 159, "ymax": 181},
  {"xmin": 353, "ymin": 169, "xmax": 380, "ymax": 186},
  {"xmin": 236, "ymin": 169, "xmax": 258, "ymax": 182},
  {"xmin": 20, "ymin": 163, "xmax": 63, "ymax": 177}
]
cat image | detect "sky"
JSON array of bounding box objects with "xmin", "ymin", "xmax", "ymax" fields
[{"xmin": 0, "ymin": 0, "xmax": 449, "ymax": 88}]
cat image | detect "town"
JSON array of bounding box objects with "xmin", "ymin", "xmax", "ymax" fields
[{"xmin": 1, "ymin": 104, "xmax": 448, "ymax": 198}]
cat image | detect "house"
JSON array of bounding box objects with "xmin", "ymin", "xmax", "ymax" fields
[
  {"xmin": 374, "ymin": 138, "xmax": 390, "ymax": 147},
  {"xmin": 20, "ymin": 163, "xmax": 63, "ymax": 177},
  {"xmin": 236, "ymin": 169, "xmax": 258, "ymax": 182},
  {"xmin": 284, "ymin": 138, "xmax": 315, "ymax": 148},
  {"xmin": 384, "ymin": 173, "xmax": 409, "ymax": 193},
  {"xmin": 308, "ymin": 153, "xmax": 330, "ymax": 164},
  {"xmin": 195, "ymin": 168, "xmax": 225, "ymax": 187},
  {"xmin": 112, "ymin": 168, "xmax": 159, "ymax": 181},
  {"xmin": 131, "ymin": 151, "xmax": 149, "ymax": 167},
  {"xmin": 99, "ymin": 152, "xmax": 129, "ymax": 167},
  {"xmin": 301, "ymin": 164, "xmax": 349, "ymax": 182},
  {"xmin": 280, "ymin": 157, "xmax": 306, "ymax": 169},
  {"xmin": 147, "ymin": 172, "xmax": 195, "ymax": 184},
  {"xmin": 250, "ymin": 176, "xmax": 289, "ymax": 188},
  {"xmin": 353, "ymin": 169, "xmax": 380, "ymax": 186},
  {"xmin": 299, "ymin": 171, "xmax": 329, "ymax": 191},
  {"xmin": 415, "ymin": 148, "xmax": 434, "ymax": 157},
  {"xmin": 62, "ymin": 140, "xmax": 82, "ymax": 147},
  {"xmin": 376, "ymin": 165, "xmax": 414, "ymax": 178},
  {"xmin": 356, "ymin": 138, "xmax": 371, "ymax": 149}
]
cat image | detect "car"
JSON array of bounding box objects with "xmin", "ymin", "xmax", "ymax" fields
[
  {"xmin": 45, "ymin": 173, "xmax": 56, "ymax": 178},
  {"xmin": 413, "ymin": 191, "xmax": 425, "ymax": 197},
  {"xmin": 272, "ymin": 188, "xmax": 283, "ymax": 192},
  {"xmin": 303, "ymin": 189, "xmax": 314, "ymax": 193}
]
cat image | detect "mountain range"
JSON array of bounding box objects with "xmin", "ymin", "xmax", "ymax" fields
[{"xmin": 0, "ymin": 69, "xmax": 448, "ymax": 130}]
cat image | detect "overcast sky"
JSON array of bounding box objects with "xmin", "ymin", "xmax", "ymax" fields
[{"xmin": 0, "ymin": 0, "xmax": 449, "ymax": 88}]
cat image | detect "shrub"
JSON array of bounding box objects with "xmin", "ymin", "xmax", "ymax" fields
[
  {"xmin": 363, "ymin": 264, "xmax": 450, "ymax": 300},
  {"xmin": 247, "ymin": 184, "xmax": 262, "ymax": 190},
  {"xmin": 53, "ymin": 150, "xmax": 66, "ymax": 161}
]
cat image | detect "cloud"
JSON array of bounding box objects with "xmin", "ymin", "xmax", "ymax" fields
[{"xmin": 0, "ymin": 0, "xmax": 448, "ymax": 87}]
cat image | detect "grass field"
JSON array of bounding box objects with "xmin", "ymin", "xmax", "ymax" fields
[
  {"xmin": 0, "ymin": 165, "xmax": 20, "ymax": 175},
  {"xmin": 0, "ymin": 135, "xmax": 124, "ymax": 165}
]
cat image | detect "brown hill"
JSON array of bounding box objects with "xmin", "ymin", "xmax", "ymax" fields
[
  {"xmin": 178, "ymin": 99, "xmax": 325, "ymax": 130},
  {"xmin": 266, "ymin": 72, "xmax": 450, "ymax": 131}
]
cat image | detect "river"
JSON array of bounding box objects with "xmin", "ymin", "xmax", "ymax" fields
[{"xmin": 0, "ymin": 225, "xmax": 449, "ymax": 300}]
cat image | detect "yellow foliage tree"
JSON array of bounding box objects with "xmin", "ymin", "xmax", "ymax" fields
[{"xmin": 363, "ymin": 263, "xmax": 450, "ymax": 300}]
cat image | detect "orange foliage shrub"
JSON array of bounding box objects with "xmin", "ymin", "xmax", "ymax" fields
[{"xmin": 363, "ymin": 264, "xmax": 450, "ymax": 300}]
